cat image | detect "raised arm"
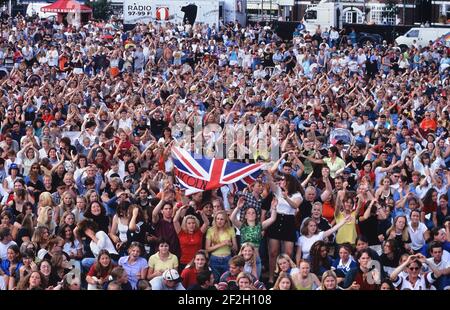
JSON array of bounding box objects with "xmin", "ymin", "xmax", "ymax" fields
[
  {"xmin": 322, "ymin": 214, "xmax": 352, "ymax": 239},
  {"xmin": 173, "ymin": 204, "xmax": 188, "ymax": 234},
  {"xmin": 230, "ymin": 197, "xmax": 245, "ymax": 229},
  {"xmin": 261, "ymin": 198, "xmax": 278, "ymax": 230},
  {"xmin": 151, "ymin": 194, "xmax": 166, "ymax": 225}
]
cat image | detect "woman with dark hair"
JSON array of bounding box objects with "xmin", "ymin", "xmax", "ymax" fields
[
  {"xmin": 84, "ymin": 201, "xmax": 110, "ymax": 234},
  {"xmin": 25, "ymin": 163, "xmax": 44, "ymax": 202},
  {"xmin": 16, "ymin": 270, "xmax": 47, "ymax": 290},
  {"xmin": 147, "ymin": 238, "xmax": 179, "ymax": 280},
  {"xmin": 266, "ymin": 173, "xmax": 303, "ymax": 285},
  {"xmin": 421, "ymin": 188, "xmax": 438, "ymax": 229},
  {"xmin": 109, "ymin": 202, "xmax": 131, "ymax": 256},
  {"xmin": 48, "ymin": 252, "xmax": 73, "ymax": 286},
  {"xmin": 0, "ymin": 244, "xmax": 23, "ymax": 289},
  {"xmin": 401, "ymin": 156, "xmax": 414, "ymax": 183},
  {"xmin": 86, "ymin": 249, "xmax": 116, "ymax": 290},
  {"xmin": 296, "ymin": 215, "xmax": 350, "ymax": 263},
  {"xmin": 379, "ymin": 239, "xmax": 401, "ymax": 277},
  {"xmin": 380, "ymin": 278, "xmax": 396, "ymax": 290},
  {"xmin": 309, "ymin": 240, "xmax": 333, "ymax": 278},
  {"xmin": 74, "ymin": 219, "xmax": 118, "ymax": 273},
  {"xmin": 342, "ymin": 249, "xmax": 381, "ymax": 290},
  {"xmin": 58, "ymin": 223, "xmax": 82, "ymax": 261},
  {"xmin": 18, "ymin": 249, "xmax": 37, "ymax": 282},
  {"xmin": 125, "ymin": 160, "xmax": 141, "ymax": 184}
]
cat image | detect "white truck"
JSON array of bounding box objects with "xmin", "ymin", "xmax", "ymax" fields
[
  {"xmin": 303, "ymin": 0, "xmax": 342, "ymax": 33},
  {"xmin": 395, "ymin": 27, "xmax": 450, "ymax": 48}
]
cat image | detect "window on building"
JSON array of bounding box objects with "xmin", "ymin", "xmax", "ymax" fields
[
  {"xmin": 344, "ymin": 9, "xmax": 364, "ymax": 24},
  {"xmin": 370, "ymin": 5, "xmax": 396, "ymax": 25}
]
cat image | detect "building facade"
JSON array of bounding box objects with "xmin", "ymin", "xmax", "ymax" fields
[{"xmin": 251, "ymin": 0, "xmax": 450, "ymax": 25}]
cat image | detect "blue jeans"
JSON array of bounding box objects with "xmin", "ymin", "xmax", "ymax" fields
[
  {"xmin": 209, "ymin": 255, "xmax": 231, "ymax": 282},
  {"xmin": 81, "ymin": 257, "xmax": 96, "ymax": 273},
  {"xmin": 255, "ymin": 255, "xmax": 262, "ymax": 280}
]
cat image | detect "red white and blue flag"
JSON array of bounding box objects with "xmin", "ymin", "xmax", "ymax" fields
[{"xmin": 171, "ymin": 146, "xmax": 264, "ymax": 195}]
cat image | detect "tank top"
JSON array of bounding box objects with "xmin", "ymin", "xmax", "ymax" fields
[
  {"xmin": 118, "ymin": 219, "xmax": 129, "ymax": 243},
  {"xmin": 295, "ymin": 274, "xmax": 318, "ymax": 290}
]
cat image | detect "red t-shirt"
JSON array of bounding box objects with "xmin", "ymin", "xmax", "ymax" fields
[
  {"xmin": 178, "ymin": 230, "xmax": 203, "ymax": 264},
  {"xmin": 181, "ymin": 267, "xmax": 199, "ymax": 289},
  {"xmin": 87, "ymin": 263, "xmax": 116, "ymax": 280},
  {"xmin": 322, "ymin": 201, "xmax": 335, "ymax": 223}
]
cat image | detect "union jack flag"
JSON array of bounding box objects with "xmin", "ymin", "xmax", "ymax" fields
[{"xmin": 171, "ymin": 146, "xmax": 264, "ymax": 195}]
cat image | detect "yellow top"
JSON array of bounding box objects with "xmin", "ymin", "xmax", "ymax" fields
[
  {"xmin": 206, "ymin": 227, "xmax": 236, "ymax": 257},
  {"xmin": 148, "ymin": 253, "xmax": 179, "ymax": 272},
  {"xmin": 335, "ymin": 211, "xmax": 357, "ymax": 245}
]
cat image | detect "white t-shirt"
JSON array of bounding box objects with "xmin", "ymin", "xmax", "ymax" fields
[
  {"xmin": 274, "ymin": 186, "xmax": 302, "ymax": 215},
  {"xmin": 407, "ymin": 222, "xmax": 428, "ymax": 251},
  {"xmin": 90, "ymin": 231, "xmax": 118, "ymax": 257},
  {"xmin": 0, "ymin": 240, "xmax": 17, "ymax": 260},
  {"xmin": 351, "ymin": 122, "xmax": 366, "ymax": 136},
  {"xmin": 393, "ymin": 272, "xmax": 436, "ymax": 290},
  {"xmin": 296, "ymin": 231, "xmax": 325, "ymax": 260},
  {"xmin": 374, "ymin": 167, "xmax": 386, "ymax": 189},
  {"xmin": 426, "ymin": 256, "xmax": 450, "ymax": 273}
]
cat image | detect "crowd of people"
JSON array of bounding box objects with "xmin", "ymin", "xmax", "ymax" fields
[{"xmin": 0, "ymin": 13, "xmax": 449, "ymax": 291}]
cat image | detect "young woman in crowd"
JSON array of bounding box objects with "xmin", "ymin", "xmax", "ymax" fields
[
  {"xmin": 180, "ymin": 250, "xmax": 209, "ymax": 289},
  {"xmin": 86, "ymin": 250, "xmax": 116, "ymax": 290},
  {"xmin": 272, "ymin": 271, "xmax": 296, "ymax": 290},
  {"xmin": 146, "ymin": 239, "xmax": 179, "ymax": 280},
  {"xmin": 205, "ymin": 210, "xmax": 237, "ymax": 280},
  {"xmin": 292, "ymin": 260, "xmax": 321, "ymax": 290},
  {"xmin": 173, "ymin": 205, "xmax": 209, "ymax": 270}
]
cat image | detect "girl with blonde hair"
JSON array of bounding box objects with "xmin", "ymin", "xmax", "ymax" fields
[
  {"xmin": 37, "ymin": 192, "xmax": 54, "ymax": 212},
  {"xmin": 173, "ymin": 205, "xmax": 209, "ymax": 270},
  {"xmin": 318, "ymin": 270, "xmax": 340, "ymax": 290},
  {"xmin": 272, "ymin": 271, "xmax": 296, "ymax": 290},
  {"xmin": 238, "ymin": 242, "xmax": 260, "ymax": 279},
  {"xmin": 274, "ymin": 253, "xmax": 299, "ymax": 280},
  {"xmin": 205, "ymin": 210, "xmax": 237, "ymax": 280},
  {"xmin": 386, "ymin": 215, "xmax": 412, "ymax": 255},
  {"xmin": 36, "ymin": 206, "xmax": 57, "ymax": 235}
]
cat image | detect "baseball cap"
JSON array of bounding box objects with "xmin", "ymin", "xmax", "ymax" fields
[
  {"xmin": 343, "ymin": 168, "xmax": 352, "ymax": 174},
  {"xmin": 9, "ymin": 163, "xmax": 19, "ymax": 170},
  {"xmin": 163, "ymin": 269, "xmax": 181, "ymax": 282}
]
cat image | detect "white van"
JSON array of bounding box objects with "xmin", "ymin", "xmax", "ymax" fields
[
  {"xmin": 26, "ymin": 2, "xmax": 57, "ymax": 19},
  {"xmin": 395, "ymin": 27, "xmax": 450, "ymax": 47}
]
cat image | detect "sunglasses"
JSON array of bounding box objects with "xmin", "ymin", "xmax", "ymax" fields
[{"xmin": 409, "ymin": 267, "xmax": 420, "ymax": 271}]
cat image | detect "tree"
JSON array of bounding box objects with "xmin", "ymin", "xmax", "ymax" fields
[{"xmin": 85, "ymin": 0, "xmax": 113, "ymax": 20}]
